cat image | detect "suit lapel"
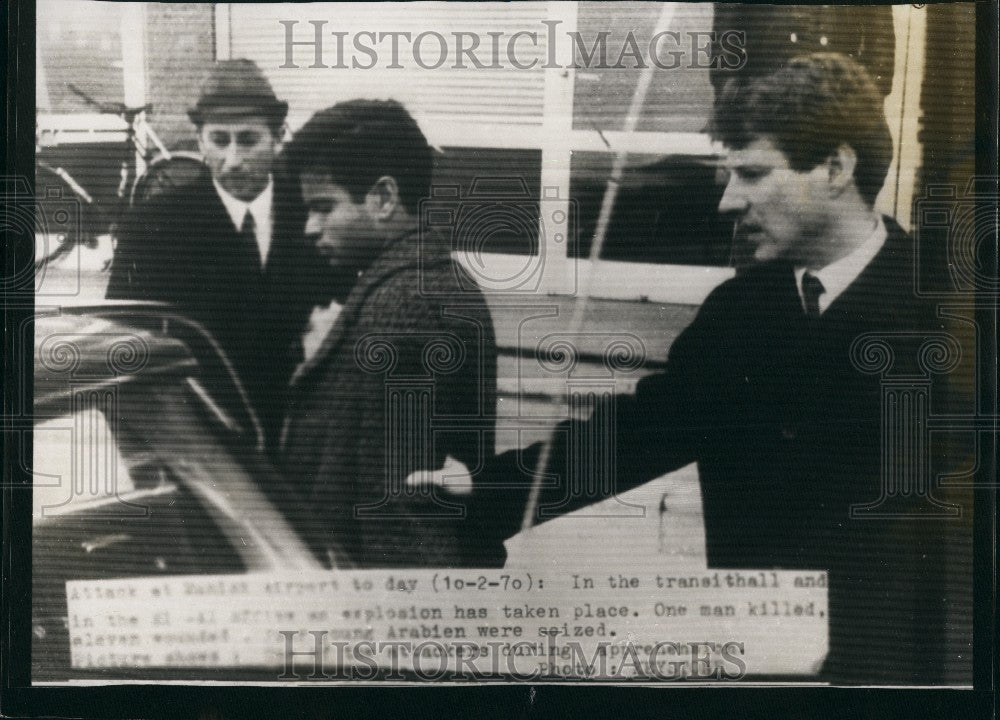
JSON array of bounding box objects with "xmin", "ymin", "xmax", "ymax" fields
[
  {"xmin": 199, "ymin": 176, "xmax": 264, "ymax": 278},
  {"xmin": 175, "ymin": 176, "xmax": 231, "ymax": 247},
  {"xmin": 750, "ymin": 260, "xmax": 803, "ymax": 319},
  {"xmin": 823, "ymin": 217, "xmax": 910, "ymax": 324},
  {"xmin": 174, "ymin": 179, "xmax": 249, "ymax": 289},
  {"xmin": 262, "ymin": 172, "xmax": 302, "ymax": 280}
]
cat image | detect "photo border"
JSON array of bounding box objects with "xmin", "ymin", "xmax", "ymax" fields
[{"xmin": 2, "ymin": 0, "xmax": 997, "ymax": 717}]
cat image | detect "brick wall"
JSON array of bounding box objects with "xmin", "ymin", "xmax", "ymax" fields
[{"xmin": 144, "ymin": 4, "xmax": 215, "ymax": 151}]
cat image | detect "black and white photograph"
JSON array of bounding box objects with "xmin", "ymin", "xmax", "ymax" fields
[{"xmin": 5, "ymin": 0, "xmax": 996, "ymax": 706}]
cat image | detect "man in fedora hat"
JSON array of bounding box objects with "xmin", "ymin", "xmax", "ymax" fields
[{"xmin": 108, "ymin": 59, "xmax": 325, "ymax": 453}]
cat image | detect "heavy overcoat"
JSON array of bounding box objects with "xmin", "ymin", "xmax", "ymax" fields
[
  {"xmin": 281, "ymin": 232, "xmax": 498, "ymax": 568},
  {"xmin": 106, "ymin": 166, "xmax": 325, "ymax": 450},
  {"xmin": 490, "ymin": 218, "xmax": 969, "ymax": 683}
]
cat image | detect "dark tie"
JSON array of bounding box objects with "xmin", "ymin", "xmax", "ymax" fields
[
  {"xmin": 802, "ymin": 271, "xmax": 825, "ymax": 317},
  {"xmin": 240, "ymin": 210, "xmax": 256, "ymax": 249}
]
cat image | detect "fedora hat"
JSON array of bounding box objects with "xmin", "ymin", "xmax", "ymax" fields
[{"xmin": 187, "ymin": 59, "xmax": 288, "ymax": 129}]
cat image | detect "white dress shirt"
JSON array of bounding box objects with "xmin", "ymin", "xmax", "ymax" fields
[
  {"xmin": 794, "ymin": 216, "xmax": 887, "ymax": 315},
  {"xmin": 213, "ymin": 177, "xmax": 275, "ymax": 266},
  {"xmin": 301, "ymin": 300, "xmax": 344, "ymax": 363}
]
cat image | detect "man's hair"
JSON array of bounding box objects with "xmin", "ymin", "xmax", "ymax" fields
[
  {"xmin": 284, "ymin": 100, "xmax": 432, "ymax": 215},
  {"xmin": 710, "ymin": 53, "xmax": 893, "ymax": 207}
]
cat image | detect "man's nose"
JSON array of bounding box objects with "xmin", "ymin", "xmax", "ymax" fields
[
  {"xmin": 717, "ymin": 177, "xmax": 747, "ymax": 215},
  {"xmin": 223, "ymin": 142, "xmax": 243, "ymax": 169},
  {"xmin": 304, "ymin": 213, "xmax": 322, "ymax": 238}
]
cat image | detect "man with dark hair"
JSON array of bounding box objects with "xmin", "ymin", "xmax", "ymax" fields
[
  {"xmin": 283, "ymin": 99, "xmax": 434, "ymax": 219},
  {"xmin": 107, "ymin": 59, "xmax": 324, "ymax": 452},
  {"xmin": 712, "ymin": 53, "xmax": 894, "ymax": 209},
  {"xmin": 476, "ymin": 53, "xmax": 961, "ymax": 682},
  {"xmin": 280, "ymin": 100, "xmax": 499, "ymax": 568}
]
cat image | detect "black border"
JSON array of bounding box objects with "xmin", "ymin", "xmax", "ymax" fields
[
  {"xmin": 3, "ymin": 1, "xmax": 997, "ymax": 718},
  {"xmin": 4, "ymin": 0, "xmax": 38, "ymax": 703},
  {"xmin": 972, "ymin": 0, "xmax": 999, "ymax": 700}
]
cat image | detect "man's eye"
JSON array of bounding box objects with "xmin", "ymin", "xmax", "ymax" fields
[
  {"xmin": 735, "ymin": 167, "xmax": 770, "ymax": 181},
  {"xmin": 236, "ymin": 131, "xmax": 262, "ymax": 147},
  {"xmin": 209, "ymin": 133, "xmax": 232, "ymax": 148},
  {"xmin": 309, "ymin": 203, "xmax": 333, "ymax": 214}
]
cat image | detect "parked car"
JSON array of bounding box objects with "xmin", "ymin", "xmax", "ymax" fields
[{"xmin": 31, "ymin": 304, "xmax": 339, "ymax": 681}]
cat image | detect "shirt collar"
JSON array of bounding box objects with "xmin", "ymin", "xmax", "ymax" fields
[
  {"xmin": 795, "ymin": 216, "xmax": 887, "ymax": 314},
  {"xmin": 212, "ymin": 176, "xmax": 273, "ymax": 231}
]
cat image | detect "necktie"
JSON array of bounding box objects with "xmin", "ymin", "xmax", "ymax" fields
[
  {"xmin": 240, "ymin": 210, "xmax": 256, "ymax": 249},
  {"xmin": 801, "ymin": 271, "xmax": 825, "ymax": 317}
]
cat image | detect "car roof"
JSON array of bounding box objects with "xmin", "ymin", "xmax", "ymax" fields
[{"xmin": 34, "ymin": 310, "xmax": 198, "ymax": 408}]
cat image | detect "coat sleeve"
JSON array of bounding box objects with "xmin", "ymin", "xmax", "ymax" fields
[
  {"xmin": 105, "ymin": 203, "xmax": 146, "ymax": 300},
  {"xmin": 105, "ymin": 201, "xmax": 174, "ymax": 303},
  {"xmin": 360, "ymin": 268, "xmax": 497, "ymax": 477},
  {"xmin": 478, "ymin": 280, "xmax": 735, "ymax": 541},
  {"xmin": 350, "ymin": 268, "xmax": 501, "ymax": 566}
]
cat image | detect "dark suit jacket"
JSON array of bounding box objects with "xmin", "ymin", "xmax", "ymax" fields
[
  {"xmin": 489, "ymin": 218, "xmax": 967, "ymax": 683},
  {"xmin": 280, "ymin": 232, "xmax": 499, "ymax": 568},
  {"xmin": 107, "ymin": 165, "xmax": 325, "ymax": 452}
]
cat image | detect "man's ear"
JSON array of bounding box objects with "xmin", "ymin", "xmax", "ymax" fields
[
  {"xmin": 826, "ymin": 143, "xmax": 858, "ymax": 197},
  {"xmin": 366, "ymin": 176, "xmax": 401, "ymax": 221}
]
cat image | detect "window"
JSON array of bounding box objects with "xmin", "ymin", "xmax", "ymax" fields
[
  {"xmin": 222, "ymin": 2, "xmax": 725, "ymax": 301},
  {"xmin": 569, "ymin": 152, "xmax": 733, "ymax": 265},
  {"xmin": 37, "ymin": 0, "xmax": 126, "ymax": 115},
  {"xmin": 35, "ymin": 0, "xmax": 147, "ymax": 241},
  {"xmin": 432, "ymin": 148, "xmax": 543, "ymax": 257},
  {"xmin": 571, "ymin": 2, "xmax": 715, "ymax": 134},
  {"xmin": 36, "ymin": 0, "xmax": 142, "ymax": 137},
  {"xmin": 215, "ymin": 1, "xmax": 919, "ymax": 303}
]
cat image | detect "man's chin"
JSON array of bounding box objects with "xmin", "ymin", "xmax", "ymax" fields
[
  {"xmin": 219, "ymin": 180, "xmax": 266, "ymax": 202},
  {"xmin": 749, "ymin": 238, "xmax": 775, "ymax": 262}
]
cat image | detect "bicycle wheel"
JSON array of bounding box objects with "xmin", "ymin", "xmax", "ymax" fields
[{"xmin": 130, "ymin": 152, "xmax": 208, "ymax": 207}]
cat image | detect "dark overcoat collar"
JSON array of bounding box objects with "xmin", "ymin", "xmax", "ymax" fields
[{"xmin": 289, "ymin": 231, "xmax": 454, "ymax": 386}]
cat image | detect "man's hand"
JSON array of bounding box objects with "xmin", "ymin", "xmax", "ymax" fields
[{"xmin": 404, "ymin": 455, "xmax": 473, "ymax": 496}]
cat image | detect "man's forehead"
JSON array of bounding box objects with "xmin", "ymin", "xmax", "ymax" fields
[
  {"xmin": 199, "ymin": 116, "xmax": 272, "ymax": 132},
  {"xmin": 723, "ymin": 137, "xmax": 787, "ymax": 167}
]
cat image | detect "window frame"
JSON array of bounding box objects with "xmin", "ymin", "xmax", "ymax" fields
[
  {"xmin": 213, "ymin": 1, "xmax": 924, "ymax": 305},
  {"xmin": 35, "ymin": 2, "xmax": 147, "ymax": 147}
]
